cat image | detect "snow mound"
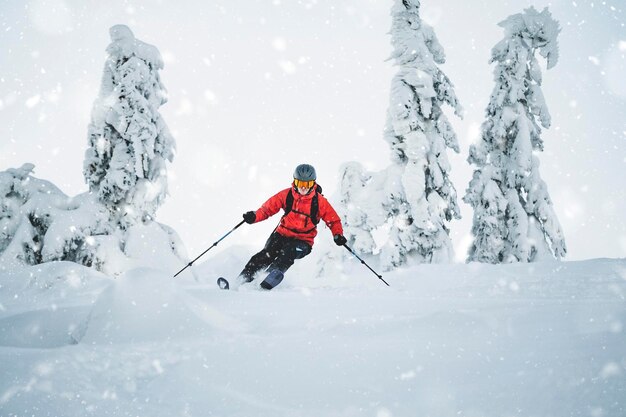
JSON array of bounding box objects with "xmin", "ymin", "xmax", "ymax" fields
[
  {"xmin": 0, "ymin": 305, "xmax": 93, "ymax": 348},
  {"xmin": 79, "ymin": 268, "xmax": 236, "ymax": 345},
  {"xmin": 124, "ymin": 222, "xmax": 189, "ymax": 275},
  {"xmin": 0, "ymin": 261, "xmax": 110, "ymax": 348}
]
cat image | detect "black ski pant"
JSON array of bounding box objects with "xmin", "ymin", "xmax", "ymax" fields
[{"xmin": 239, "ymin": 231, "xmax": 312, "ymax": 283}]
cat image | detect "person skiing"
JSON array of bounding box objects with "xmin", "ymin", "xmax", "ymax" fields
[{"xmin": 237, "ymin": 163, "xmax": 347, "ymax": 290}]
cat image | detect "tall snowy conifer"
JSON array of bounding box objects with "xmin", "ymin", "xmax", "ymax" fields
[
  {"xmin": 382, "ymin": 0, "xmax": 463, "ymax": 267},
  {"xmin": 84, "ymin": 25, "xmax": 175, "ymax": 228},
  {"xmin": 0, "ymin": 26, "xmax": 187, "ymax": 275},
  {"xmin": 338, "ymin": 0, "xmax": 462, "ymax": 270},
  {"xmin": 464, "ymin": 7, "xmax": 566, "ymax": 263}
]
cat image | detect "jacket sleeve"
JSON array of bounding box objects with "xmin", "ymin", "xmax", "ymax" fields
[
  {"xmin": 318, "ymin": 194, "xmax": 344, "ymax": 236},
  {"xmin": 254, "ymin": 188, "xmax": 290, "ymax": 223}
]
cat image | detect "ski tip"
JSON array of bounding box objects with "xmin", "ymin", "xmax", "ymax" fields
[{"xmin": 217, "ymin": 277, "xmax": 230, "ymax": 290}]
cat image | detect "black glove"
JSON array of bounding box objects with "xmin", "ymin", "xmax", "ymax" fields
[
  {"xmin": 333, "ymin": 234, "xmax": 347, "ymax": 246},
  {"xmin": 243, "ymin": 211, "xmax": 256, "ymax": 224}
]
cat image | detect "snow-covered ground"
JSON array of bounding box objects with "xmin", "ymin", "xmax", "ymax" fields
[{"xmin": 1, "ymin": 256, "xmax": 625, "ymax": 417}]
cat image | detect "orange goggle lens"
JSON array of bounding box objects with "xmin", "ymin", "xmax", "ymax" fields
[{"xmin": 294, "ymin": 179, "xmax": 315, "ymax": 189}]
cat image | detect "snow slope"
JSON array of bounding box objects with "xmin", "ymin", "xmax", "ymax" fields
[{"xmin": 1, "ymin": 257, "xmax": 625, "ymax": 417}]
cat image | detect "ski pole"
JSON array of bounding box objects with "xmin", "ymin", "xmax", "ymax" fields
[
  {"xmin": 173, "ymin": 220, "xmax": 246, "ymax": 278},
  {"xmin": 342, "ymin": 243, "xmax": 389, "ymax": 286}
]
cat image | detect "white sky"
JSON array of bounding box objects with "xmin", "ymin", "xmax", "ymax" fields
[{"xmin": 1, "ymin": 0, "xmax": 624, "ymax": 262}]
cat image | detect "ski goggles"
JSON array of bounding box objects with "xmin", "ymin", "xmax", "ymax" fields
[{"xmin": 294, "ymin": 179, "xmax": 315, "ymax": 189}]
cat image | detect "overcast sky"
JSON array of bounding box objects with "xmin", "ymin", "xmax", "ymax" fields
[{"xmin": 1, "ymin": 0, "xmax": 624, "ymax": 262}]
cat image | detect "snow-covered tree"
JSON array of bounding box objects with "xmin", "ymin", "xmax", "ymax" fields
[
  {"xmin": 339, "ymin": 0, "xmax": 462, "ymax": 270},
  {"xmin": 0, "ymin": 163, "xmax": 188, "ymax": 275},
  {"xmin": 0, "ymin": 164, "xmax": 114, "ymax": 271},
  {"xmin": 464, "ymin": 7, "xmax": 566, "ymax": 263},
  {"xmin": 1, "ymin": 27, "xmax": 188, "ymax": 276},
  {"xmin": 337, "ymin": 162, "xmax": 377, "ymax": 255},
  {"xmin": 84, "ymin": 25, "xmax": 176, "ymax": 229}
]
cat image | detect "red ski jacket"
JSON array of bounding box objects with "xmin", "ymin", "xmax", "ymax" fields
[{"xmin": 253, "ymin": 186, "xmax": 343, "ymax": 247}]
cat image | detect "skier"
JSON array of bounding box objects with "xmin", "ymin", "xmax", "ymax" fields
[{"xmin": 237, "ymin": 163, "xmax": 347, "ymax": 290}]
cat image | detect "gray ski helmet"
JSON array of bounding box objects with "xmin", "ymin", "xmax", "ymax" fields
[{"xmin": 293, "ymin": 163, "xmax": 317, "ymax": 181}]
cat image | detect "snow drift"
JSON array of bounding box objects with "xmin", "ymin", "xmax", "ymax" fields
[
  {"xmin": 78, "ymin": 267, "xmax": 242, "ymax": 345},
  {"xmin": 1, "ymin": 257, "xmax": 624, "ymax": 417}
]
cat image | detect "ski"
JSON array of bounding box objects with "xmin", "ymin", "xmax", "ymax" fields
[{"xmin": 217, "ymin": 277, "xmax": 230, "ymax": 290}]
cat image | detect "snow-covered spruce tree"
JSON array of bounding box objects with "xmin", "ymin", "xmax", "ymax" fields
[
  {"xmin": 84, "ymin": 25, "xmax": 175, "ymax": 229},
  {"xmin": 337, "ymin": 162, "xmax": 378, "ymax": 255},
  {"xmin": 0, "ymin": 26, "xmax": 187, "ymax": 276},
  {"xmin": 0, "ymin": 164, "xmax": 114, "ymax": 271},
  {"xmin": 464, "ymin": 7, "xmax": 566, "ymax": 263},
  {"xmin": 339, "ymin": 0, "xmax": 462, "ymax": 270},
  {"xmin": 0, "ymin": 163, "xmax": 187, "ymax": 276}
]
